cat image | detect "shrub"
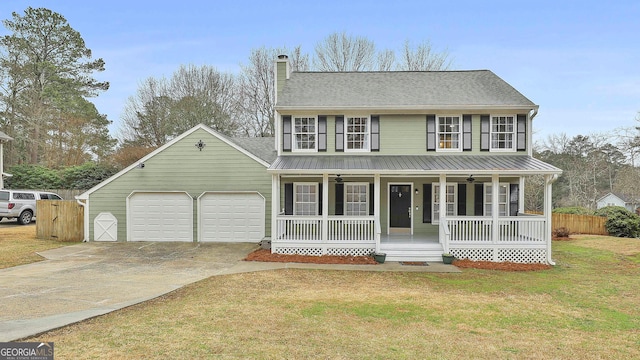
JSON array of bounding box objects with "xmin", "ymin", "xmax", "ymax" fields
[
  {"xmin": 553, "ymin": 207, "xmax": 593, "ymax": 215},
  {"xmin": 552, "ymin": 227, "xmax": 570, "ymax": 238},
  {"xmin": 601, "ymin": 207, "xmax": 640, "ymax": 238},
  {"xmin": 594, "ymin": 206, "xmax": 628, "ymax": 218}
]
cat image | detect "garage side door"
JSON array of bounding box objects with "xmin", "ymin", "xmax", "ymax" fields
[
  {"xmin": 200, "ymin": 193, "xmax": 264, "ymax": 242},
  {"xmin": 128, "ymin": 192, "xmax": 193, "ymax": 242}
]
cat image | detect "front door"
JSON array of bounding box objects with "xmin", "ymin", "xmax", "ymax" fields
[{"xmin": 389, "ymin": 184, "xmax": 412, "ymax": 233}]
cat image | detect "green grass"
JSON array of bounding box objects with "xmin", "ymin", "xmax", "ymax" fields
[{"xmin": 25, "ymin": 235, "xmax": 640, "ymax": 359}]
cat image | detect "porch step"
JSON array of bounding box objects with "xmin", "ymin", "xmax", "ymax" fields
[{"xmin": 379, "ymin": 243, "xmax": 445, "ymax": 262}]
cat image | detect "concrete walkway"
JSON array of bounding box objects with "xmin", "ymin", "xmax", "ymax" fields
[{"xmin": 0, "ymin": 242, "xmax": 459, "ymax": 341}]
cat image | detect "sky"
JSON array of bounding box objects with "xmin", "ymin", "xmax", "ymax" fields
[{"xmin": 1, "ymin": 0, "xmax": 638, "ymax": 143}]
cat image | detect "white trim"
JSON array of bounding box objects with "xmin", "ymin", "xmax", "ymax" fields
[
  {"xmin": 344, "ymin": 116, "xmax": 370, "ymax": 152},
  {"xmin": 489, "ymin": 115, "xmax": 516, "ymax": 152},
  {"xmin": 292, "ymin": 115, "xmax": 318, "ymax": 152},
  {"xmin": 126, "ymin": 191, "xmax": 194, "ymax": 242},
  {"xmin": 268, "ymin": 168, "xmax": 562, "ymax": 176},
  {"xmin": 387, "ymin": 182, "xmax": 414, "ymax": 234},
  {"xmin": 276, "ymin": 105, "xmax": 540, "ymax": 112},
  {"xmin": 196, "ymin": 191, "xmax": 265, "ymax": 243},
  {"xmin": 435, "ymin": 115, "xmax": 462, "ymax": 152},
  {"xmin": 76, "ymin": 124, "xmax": 270, "ymax": 200}
]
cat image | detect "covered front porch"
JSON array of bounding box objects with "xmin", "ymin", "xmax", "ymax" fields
[{"xmin": 268, "ymin": 155, "xmax": 561, "ymax": 264}]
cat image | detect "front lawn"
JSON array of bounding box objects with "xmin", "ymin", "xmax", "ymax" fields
[
  {"xmin": 0, "ymin": 225, "xmax": 68, "ymax": 269},
  {"xmin": 26, "ymin": 235, "xmax": 640, "ymax": 359}
]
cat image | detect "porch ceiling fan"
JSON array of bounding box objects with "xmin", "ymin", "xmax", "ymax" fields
[
  {"xmin": 466, "ymin": 175, "xmax": 475, "ymax": 183},
  {"xmin": 334, "ymin": 174, "xmax": 343, "ymax": 183}
]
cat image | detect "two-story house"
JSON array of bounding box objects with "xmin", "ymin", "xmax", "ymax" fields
[
  {"xmin": 269, "ymin": 55, "xmax": 562, "ymax": 263},
  {"xmin": 77, "ymin": 55, "xmax": 561, "ymax": 265}
]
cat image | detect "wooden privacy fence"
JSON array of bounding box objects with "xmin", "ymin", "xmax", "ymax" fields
[
  {"xmin": 552, "ymin": 213, "xmax": 608, "ymax": 235},
  {"xmin": 36, "ymin": 200, "xmax": 84, "ymax": 242}
]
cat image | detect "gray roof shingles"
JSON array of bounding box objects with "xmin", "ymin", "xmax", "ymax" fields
[
  {"xmin": 277, "ymin": 70, "xmax": 536, "ymax": 109},
  {"xmin": 230, "ymin": 137, "xmax": 277, "ymax": 164}
]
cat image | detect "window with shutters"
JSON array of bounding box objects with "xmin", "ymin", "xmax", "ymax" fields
[
  {"xmin": 345, "ymin": 183, "xmax": 369, "ymax": 216},
  {"xmin": 345, "ymin": 116, "xmax": 369, "ymax": 151},
  {"xmin": 437, "ymin": 116, "xmax": 461, "ymax": 151},
  {"xmin": 432, "ymin": 183, "xmax": 457, "ymax": 224},
  {"xmin": 484, "ymin": 183, "xmax": 509, "ymax": 216},
  {"xmin": 293, "ymin": 116, "xmax": 317, "ymax": 151},
  {"xmin": 490, "ymin": 115, "xmax": 516, "ymax": 151},
  {"xmin": 294, "ymin": 183, "xmax": 318, "ymax": 215}
]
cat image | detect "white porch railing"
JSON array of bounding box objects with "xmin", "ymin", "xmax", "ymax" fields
[
  {"xmin": 445, "ymin": 214, "xmax": 548, "ymax": 263},
  {"xmin": 273, "ymin": 215, "xmax": 376, "ymax": 256}
]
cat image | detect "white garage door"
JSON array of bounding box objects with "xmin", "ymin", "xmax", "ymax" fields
[
  {"xmin": 128, "ymin": 192, "xmax": 193, "ymax": 242},
  {"xmin": 199, "ymin": 192, "xmax": 265, "ymax": 242}
]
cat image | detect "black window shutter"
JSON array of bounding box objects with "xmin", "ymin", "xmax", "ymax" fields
[
  {"xmin": 318, "ymin": 183, "xmax": 323, "ymax": 215},
  {"xmin": 371, "ymin": 116, "xmax": 380, "ymax": 151},
  {"xmin": 282, "ymin": 115, "xmax": 292, "ymax": 152},
  {"xmin": 462, "ymin": 115, "xmax": 472, "ymax": 151},
  {"xmin": 474, "ymin": 183, "xmax": 484, "ymax": 216},
  {"xmin": 335, "ymin": 116, "xmax": 344, "ymax": 152},
  {"xmin": 458, "ymin": 183, "xmax": 467, "ymax": 215},
  {"xmin": 369, "ymin": 183, "xmax": 374, "ymax": 215},
  {"xmin": 284, "ymin": 183, "xmax": 293, "ymax": 215},
  {"xmin": 510, "ymin": 184, "xmax": 519, "ymax": 216},
  {"xmin": 516, "ymin": 114, "xmax": 527, "ymax": 151},
  {"xmin": 426, "ymin": 115, "xmax": 436, "ymax": 151},
  {"xmin": 423, "ymin": 184, "xmax": 432, "ymax": 223},
  {"xmin": 318, "ymin": 116, "xmax": 327, "ymax": 152},
  {"xmin": 335, "ymin": 183, "xmax": 344, "ymax": 215},
  {"xmin": 480, "ymin": 115, "xmax": 490, "ymax": 151}
]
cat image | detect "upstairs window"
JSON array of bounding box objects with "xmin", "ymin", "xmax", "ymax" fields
[
  {"xmin": 491, "ymin": 116, "xmax": 515, "ymax": 151},
  {"xmin": 345, "ymin": 116, "xmax": 369, "ymax": 151},
  {"xmin": 293, "ymin": 117, "xmax": 317, "ymax": 151},
  {"xmin": 437, "ymin": 116, "xmax": 461, "ymax": 151}
]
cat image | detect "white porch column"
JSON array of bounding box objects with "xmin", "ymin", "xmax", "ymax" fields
[
  {"xmin": 544, "ymin": 174, "xmax": 557, "ymax": 265},
  {"xmin": 271, "ymin": 173, "xmax": 280, "ymax": 252},
  {"xmin": 322, "ymin": 173, "xmax": 329, "ymax": 254},
  {"xmin": 439, "ymin": 174, "xmax": 446, "ymax": 247},
  {"xmin": 374, "ymin": 173, "xmax": 381, "ymax": 253},
  {"xmin": 519, "ymin": 176, "xmax": 526, "ymax": 214},
  {"xmin": 491, "ymin": 174, "xmax": 500, "ymax": 261}
]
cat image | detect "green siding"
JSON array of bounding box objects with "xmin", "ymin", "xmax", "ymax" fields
[{"xmin": 88, "ymin": 128, "xmax": 272, "ymax": 242}]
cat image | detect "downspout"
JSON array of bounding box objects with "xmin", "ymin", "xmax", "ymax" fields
[
  {"xmin": 545, "ymin": 174, "xmax": 559, "ymax": 265},
  {"xmin": 76, "ymin": 198, "xmax": 89, "ymax": 242}
]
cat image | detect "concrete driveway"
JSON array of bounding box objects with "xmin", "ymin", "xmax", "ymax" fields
[{"xmin": 0, "ymin": 241, "xmax": 258, "ymax": 341}]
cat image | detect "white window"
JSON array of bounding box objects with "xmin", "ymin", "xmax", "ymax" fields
[
  {"xmin": 490, "ymin": 116, "xmax": 515, "ymax": 151},
  {"xmin": 432, "ymin": 183, "xmax": 457, "ymax": 223},
  {"xmin": 345, "ymin": 116, "xmax": 369, "ymax": 151},
  {"xmin": 437, "ymin": 116, "xmax": 461, "ymax": 151},
  {"xmin": 293, "ymin": 117, "xmax": 317, "ymax": 151},
  {"xmin": 484, "ymin": 183, "xmax": 509, "ymax": 216},
  {"xmin": 294, "ymin": 183, "xmax": 318, "ymax": 215},
  {"xmin": 345, "ymin": 183, "xmax": 369, "ymax": 216}
]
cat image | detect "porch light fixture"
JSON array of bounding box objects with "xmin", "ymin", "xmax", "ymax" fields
[
  {"xmin": 195, "ymin": 140, "xmax": 206, "ymax": 151},
  {"xmin": 415, "ymin": 188, "xmax": 419, "ymax": 195}
]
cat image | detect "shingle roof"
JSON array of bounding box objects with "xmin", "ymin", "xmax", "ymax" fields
[
  {"xmin": 277, "ymin": 71, "xmax": 536, "ymax": 109},
  {"xmin": 230, "ymin": 137, "xmax": 277, "ymax": 164},
  {"xmin": 268, "ymin": 155, "xmax": 561, "ymax": 175}
]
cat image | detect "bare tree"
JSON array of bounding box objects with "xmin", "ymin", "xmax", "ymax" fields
[
  {"xmin": 398, "ymin": 39, "xmax": 453, "ymax": 71},
  {"xmin": 377, "ymin": 49, "xmax": 395, "ymax": 71},
  {"xmin": 313, "ymin": 32, "xmax": 376, "ymax": 71}
]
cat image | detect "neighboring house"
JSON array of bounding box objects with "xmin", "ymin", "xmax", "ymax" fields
[
  {"xmin": 269, "ymin": 55, "xmax": 562, "ymax": 264},
  {"xmin": 596, "ymin": 192, "xmax": 640, "ymax": 213},
  {"xmin": 78, "ymin": 55, "xmax": 562, "ymax": 264},
  {"xmin": 0, "ymin": 130, "xmax": 12, "ymax": 189}
]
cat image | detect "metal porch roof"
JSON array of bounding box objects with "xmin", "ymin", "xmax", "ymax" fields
[{"xmin": 268, "ymin": 155, "xmax": 562, "ymax": 175}]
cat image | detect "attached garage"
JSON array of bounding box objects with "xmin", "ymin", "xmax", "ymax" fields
[
  {"xmin": 128, "ymin": 191, "xmax": 193, "ymax": 242},
  {"xmin": 199, "ymin": 192, "xmax": 265, "ymax": 242}
]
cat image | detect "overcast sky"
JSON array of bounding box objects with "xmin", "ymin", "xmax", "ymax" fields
[{"xmin": 1, "ymin": 0, "xmax": 638, "ymax": 142}]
